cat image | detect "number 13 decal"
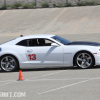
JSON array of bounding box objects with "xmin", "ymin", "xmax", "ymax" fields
[{"xmin": 28, "ymin": 54, "xmax": 36, "ymax": 60}]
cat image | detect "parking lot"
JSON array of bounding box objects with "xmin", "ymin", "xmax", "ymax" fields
[{"xmin": 0, "ymin": 33, "xmax": 100, "ymax": 100}]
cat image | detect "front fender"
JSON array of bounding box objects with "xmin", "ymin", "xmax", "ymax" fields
[{"xmin": 62, "ymin": 45, "xmax": 99, "ymax": 66}]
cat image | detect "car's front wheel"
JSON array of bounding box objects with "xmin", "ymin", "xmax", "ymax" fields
[
  {"xmin": 75, "ymin": 52, "xmax": 94, "ymax": 69},
  {"xmin": 0, "ymin": 55, "xmax": 18, "ymax": 72}
]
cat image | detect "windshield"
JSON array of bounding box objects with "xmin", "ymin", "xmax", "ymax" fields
[{"xmin": 52, "ymin": 36, "xmax": 71, "ymax": 45}]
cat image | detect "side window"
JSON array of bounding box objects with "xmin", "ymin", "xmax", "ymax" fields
[
  {"xmin": 28, "ymin": 39, "xmax": 38, "ymax": 46},
  {"xmin": 16, "ymin": 40, "xmax": 28, "ymax": 46},
  {"xmin": 27, "ymin": 38, "xmax": 54, "ymax": 46},
  {"xmin": 38, "ymin": 39, "xmax": 54, "ymax": 46},
  {"xmin": 45, "ymin": 39, "xmax": 53, "ymax": 44}
]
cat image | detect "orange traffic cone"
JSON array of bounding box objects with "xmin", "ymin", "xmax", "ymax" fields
[{"xmin": 18, "ymin": 70, "xmax": 24, "ymax": 81}]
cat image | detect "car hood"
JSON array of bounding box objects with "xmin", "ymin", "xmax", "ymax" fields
[{"xmin": 70, "ymin": 41, "xmax": 100, "ymax": 46}]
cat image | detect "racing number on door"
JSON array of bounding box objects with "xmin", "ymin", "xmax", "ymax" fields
[{"xmin": 28, "ymin": 54, "xmax": 36, "ymax": 60}]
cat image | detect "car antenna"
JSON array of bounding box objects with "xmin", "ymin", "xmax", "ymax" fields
[{"xmin": 20, "ymin": 35, "xmax": 23, "ymax": 37}]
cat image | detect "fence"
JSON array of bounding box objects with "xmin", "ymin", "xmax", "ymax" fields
[{"xmin": 0, "ymin": 0, "xmax": 100, "ymax": 9}]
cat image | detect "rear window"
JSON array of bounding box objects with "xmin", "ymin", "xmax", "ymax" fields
[{"xmin": 16, "ymin": 40, "xmax": 28, "ymax": 46}]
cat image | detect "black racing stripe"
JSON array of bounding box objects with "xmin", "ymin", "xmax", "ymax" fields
[{"xmin": 70, "ymin": 41, "xmax": 100, "ymax": 46}]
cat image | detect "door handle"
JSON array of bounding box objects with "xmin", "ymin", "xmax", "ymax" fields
[{"xmin": 27, "ymin": 49, "xmax": 33, "ymax": 52}]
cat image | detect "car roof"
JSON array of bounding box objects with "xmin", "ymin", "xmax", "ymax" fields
[
  {"xmin": 1, "ymin": 34, "xmax": 56, "ymax": 45},
  {"xmin": 19, "ymin": 34, "xmax": 55, "ymax": 40}
]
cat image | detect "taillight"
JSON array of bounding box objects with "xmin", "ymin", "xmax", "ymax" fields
[{"xmin": 0, "ymin": 48, "xmax": 2, "ymax": 51}]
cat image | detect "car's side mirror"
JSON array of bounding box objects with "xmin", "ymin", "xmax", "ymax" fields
[{"xmin": 51, "ymin": 43, "xmax": 59, "ymax": 47}]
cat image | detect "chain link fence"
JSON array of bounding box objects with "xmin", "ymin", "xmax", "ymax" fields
[{"xmin": 0, "ymin": 0, "xmax": 100, "ymax": 9}]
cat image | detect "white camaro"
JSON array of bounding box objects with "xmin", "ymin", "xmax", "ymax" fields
[{"xmin": 0, "ymin": 34, "xmax": 100, "ymax": 72}]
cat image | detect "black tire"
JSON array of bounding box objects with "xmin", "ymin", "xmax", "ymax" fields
[
  {"xmin": 0, "ymin": 55, "xmax": 18, "ymax": 72},
  {"xmin": 75, "ymin": 51, "xmax": 94, "ymax": 69}
]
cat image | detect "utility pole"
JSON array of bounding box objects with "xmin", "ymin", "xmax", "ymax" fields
[
  {"xmin": 66, "ymin": 0, "xmax": 68, "ymax": 7},
  {"xmin": 4, "ymin": 0, "xmax": 6, "ymax": 9},
  {"xmin": 35, "ymin": 0, "xmax": 36, "ymax": 9}
]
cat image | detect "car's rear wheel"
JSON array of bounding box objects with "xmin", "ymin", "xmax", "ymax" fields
[
  {"xmin": 0, "ymin": 55, "xmax": 18, "ymax": 72},
  {"xmin": 75, "ymin": 52, "xmax": 94, "ymax": 69}
]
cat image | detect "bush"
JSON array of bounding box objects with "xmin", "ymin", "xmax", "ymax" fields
[
  {"xmin": 23, "ymin": 2, "xmax": 36, "ymax": 9},
  {"xmin": 52, "ymin": 4, "xmax": 56, "ymax": 7},
  {"xmin": 77, "ymin": 1, "xmax": 98, "ymax": 6},
  {"xmin": 31, "ymin": 2, "xmax": 36, "ymax": 7},
  {"xmin": 6, "ymin": 5, "xmax": 11, "ymax": 7},
  {"xmin": 58, "ymin": 3, "xmax": 72, "ymax": 7},
  {"xmin": 11, "ymin": 2, "xmax": 22, "ymax": 9},
  {"xmin": 58, "ymin": 3, "xmax": 65, "ymax": 7},
  {"xmin": 88, "ymin": 1, "xmax": 98, "ymax": 5},
  {"xmin": 67, "ymin": 3, "xmax": 72, "ymax": 7},
  {"xmin": 23, "ymin": 4, "xmax": 31, "ymax": 9},
  {"xmin": 42, "ymin": 2, "xmax": 49, "ymax": 8},
  {"xmin": 0, "ymin": 5, "xmax": 6, "ymax": 10},
  {"xmin": 77, "ymin": 1, "xmax": 87, "ymax": 6}
]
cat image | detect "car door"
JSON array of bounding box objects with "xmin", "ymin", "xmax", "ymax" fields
[{"xmin": 25, "ymin": 38, "xmax": 64, "ymax": 67}]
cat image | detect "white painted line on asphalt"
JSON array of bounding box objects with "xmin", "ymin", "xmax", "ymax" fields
[
  {"xmin": 0, "ymin": 77, "xmax": 98, "ymax": 83},
  {"xmin": 41, "ymin": 8, "xmax": 67, "ymax": 34},
  {"xmin": 26, "ymin": 70, "xmax": 66, "ymax": 80},
  {"xmin": 0, "ymin": 81, "xmax": 17, "ymax": 87},
  {"xmin": 0, "ymin": 80, "xmax": 16, "ymax": 83},
  {"xmin": 25, "ymin": 78, "xmax": 100, "ymax": 81},
  {"xmin": 37, "ymin": 77, "xmax": 100, "ymax": 95},
  {"xmin": 0, "ymin": 11, "xmax": 6, "ymax": 16},
  {"xmin": 0, "ymin": 70, "xmax": 66, "ymax": 87}
]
